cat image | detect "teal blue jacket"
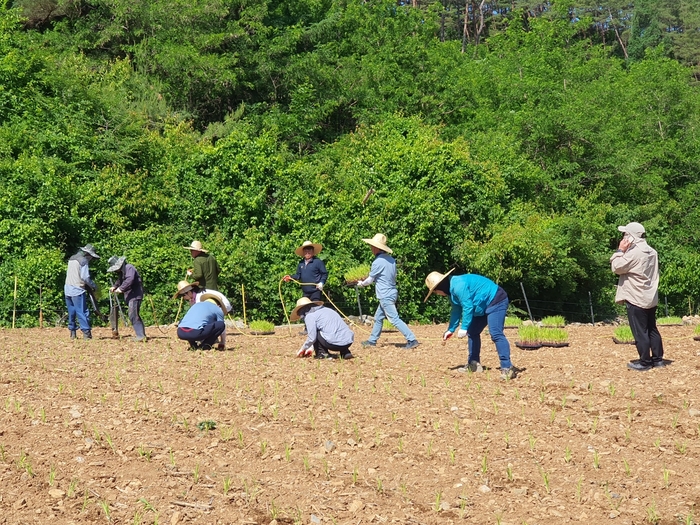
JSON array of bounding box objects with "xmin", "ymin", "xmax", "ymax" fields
[{"xmin": 448, "ymin": 274, "xmax": 498, "ymax": 332}]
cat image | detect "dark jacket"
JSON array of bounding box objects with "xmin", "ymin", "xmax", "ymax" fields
[
  {"xmin": 114, "ymin": 263, "xmax": 144, "ymax": 303},
  {"xmin": 292, "ymin": 257, "xmax": 328, "ymax": 295}
]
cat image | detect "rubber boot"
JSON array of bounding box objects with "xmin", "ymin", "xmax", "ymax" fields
[
  {"xmin": 83, "ymin": 330, "xmax": 92, "ymax": 340},
  {"xmin": 70, "ymin": 330, "xmax": 77, "ymax": 340}
]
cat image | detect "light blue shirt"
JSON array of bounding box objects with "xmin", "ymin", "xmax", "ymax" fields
[
  {"xmin": 64, "ymin": 261, "xmax": 96, "ymax": 297},
  {"xmin": 368, "ymin": 253, "xmax": 398, "ymax": 300},
  {"xmin": 301, "ymin": 306, "xmax": 354, "ymax": 350},
  {"xmin": 179, "ymin": 301, "xmax": 224, "ymax": 330}
]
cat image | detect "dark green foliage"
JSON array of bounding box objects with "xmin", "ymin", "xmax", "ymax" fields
[{"xmin": 2, "ymin": 3, "xmax": 700, "ymax": 327}]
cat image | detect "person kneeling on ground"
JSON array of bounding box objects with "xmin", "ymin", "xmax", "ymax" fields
[
  {"xmin": 107, "ymin": 256, "xmax": 147, "ymax": 342},
  {"xmin": 290, "ymin": 297, "xmax": 354, "ymax": 360},
  {"xmin": 173, "ymin": 280, "xmax": 232, "ymax": 350},
  {"xmin": 424, "ymin": 269, "xmax": 516, "ymax": 380},
  {"xmin": 177, "ymin": 293, "xmax": 226, "ymax": 351}
]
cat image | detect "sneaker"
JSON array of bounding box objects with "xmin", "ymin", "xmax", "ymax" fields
[
  {"xmin": 69, "ymin": 330, "xmax": 77, "ymax": 340},
  {"xmin": 314, "ymin": 352, "xmax": 336, "ymax": 360},
  {"xmin": 132, "ymin": 336, "xmax": 147, "ymax": 342},
  {"xmin": 201, "ymin": 344, "xmax": 213, "ymax": 351},
  {"xmin": 340, "ymin": 352, "xmax": 354, "ymax": 360},
  {"xmin": 404, "ymin": 340, "xmax": 420, "ymax": 350},
  {"xmin": 652, "ymin": 359, "xmax": 668, "ymax": 368},
  {"xmin": 500, "ymin": 368, "xmax": 516, "ymax": 380},
  {"xmin": 361, "ymin": 340, "xmax": 376, "ymax": 348},
  {"xmin": 468, "ymin": 361, "xmax": 483, "ymax": 373}
]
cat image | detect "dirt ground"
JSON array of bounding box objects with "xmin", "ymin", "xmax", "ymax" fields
[{"xmin": 1, "ymin": 322, "xmax": 700, "ymax": 525}]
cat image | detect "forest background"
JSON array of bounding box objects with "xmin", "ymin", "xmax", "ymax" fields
[{"xmin": 1, "ymin": 0, "xmax": 700, "ymax": 327}]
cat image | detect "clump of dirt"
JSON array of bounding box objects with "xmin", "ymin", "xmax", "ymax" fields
[{"xmin": 1, "ymin": 323, "xmax": 699, "ymax": 524}]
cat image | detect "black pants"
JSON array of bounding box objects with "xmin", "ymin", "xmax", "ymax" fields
[
  {"xmin": 314, "ymin": 333, "xmax": 352, "ymax": 358},
  {"xmin": 177, "ymin": 321, "xmax": 226, "ymax": 349},
  {"xmin": 626, "ymin": 301, "xmax": 663, "ymax": 366},
  {"xmin": 303, "ymin": 288, "xmax": 323, "ymax": 302}
]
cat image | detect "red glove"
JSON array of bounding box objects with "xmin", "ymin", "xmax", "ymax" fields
[
  {"xmin": 283, "ymin": 275, "xmax": 291, "ymax": 282},
  {"xmin": 443, "ymin": 331, "xmax": 453, "ymax": 341}
]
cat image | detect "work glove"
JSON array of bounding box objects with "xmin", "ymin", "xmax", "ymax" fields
[
  {"xmin": 356, "ymin": 279, "xmax": 367, "ymax": 288},
  {"xmin": 457, "ymin": 329, "xmax": 467, "ymax": 339},
  {"xmin": 296, "ymin": 346, "xmax": 312, "ymax": 358},
  {"xmin": 442, "ymin": 331, "xmax": 453, "ymax": 341},
  {"xmin": 283, "ymin": 275, "xmax": 292, "ymax": 282},
  {"xmin": 316, "ymin": 283, "xmax": 324, "ymax": 290},
  {"xmin": 186, "ymin": 268, "xmax": 193, "ymax": 276},
  {"xmin": 109, "ymin": 287, "xmax": 116, "ymax": 293}
]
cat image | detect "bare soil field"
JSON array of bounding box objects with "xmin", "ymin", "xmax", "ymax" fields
[{"xmin": 1, "ymin": 323, "xmax": 700, "ymax": 525}]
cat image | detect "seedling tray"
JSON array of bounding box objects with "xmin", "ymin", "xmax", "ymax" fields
[
  {"xmin": 612, "ymin": 337, "xmax": 636, "ymax": 345},
  {"xmin": 541, "ymin": 342, "xmax": 569, "ymax": 348},
  {"xmin": 515, "ymin": 341, "xmax": 542, "ymax": 350},
  {"xmin": 250, "ymin": 330, "xmax": 275, "ymax": 336}
]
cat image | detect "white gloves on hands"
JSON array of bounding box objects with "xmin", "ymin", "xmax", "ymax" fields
[
  {"xmin": 316, "ymin": 283, "xmax": 324, "ymax": 290},
  {"xmin": 457, "ymin": 329, "xmax": 467, "ymax": 339}
]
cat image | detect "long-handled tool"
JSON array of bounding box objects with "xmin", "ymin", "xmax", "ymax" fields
[
  {"xmin": 354, "ymin": 284, "xmax": 364, "ymax": 324},
  {"xmin": 87, "ymin": 288, "xmax": 108, "ymax": 324},
  {"xmin": 109, "ymin": 278, "xmax": 130, "ymax": 328},
  {"xmin": 108, "ymin": 288, "xmax": 120, "ymax": 339}
]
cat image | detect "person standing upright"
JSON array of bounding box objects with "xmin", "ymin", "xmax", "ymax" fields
[
  {"xmin": 184, "ymin": 240, "xmax": 221, "ymax": 291},
  {"xmin": 107, "ymin": 256, "xmax": 147, "ymax": 342},
  {"xmin": 284, "ymin": 241, "xmax": 327, "ymax": 302},
  {"xmin": 610, "ymin": 222, "xmax": 665, "ymax": 371},
  {"xmin": 356, "ymin": 233, "xmax": 419, "ymax": 349},
  {"xmin": 64, "ymin": 244, "xmax": 100, "ymax": 340}
]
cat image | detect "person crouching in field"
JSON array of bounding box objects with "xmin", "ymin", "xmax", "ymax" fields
[
  {"xmin": 290, "ymin": 297, "xmax": 354, "ymax": 360},
  {"xmin": 173, "ymin": 280, "xmax": 231, "ymax": 350},
  {"xmin": 425, "ymin": 269, "xmax": 516, "ymax": 380},
  {"xmin": 107, "ymin": 256, "xmax": 147, "ymax": 342},
  {"xmin": 176, "ymin": 293, "xmax": 226, "ymax": 351}
]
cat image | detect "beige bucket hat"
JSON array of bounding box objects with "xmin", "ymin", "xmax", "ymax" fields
[
  {"xmin": 294, "ymin": 240, "xmax": 323, "ymax": 257},
  {"xmin": 173, "ymin": 280, "xmax": 200, "ymax": 299},
  {"xmin": 362, "ymin": 233, "xmax": 393, "ymax": 254},
  {"xmin": 199, "ymin": 292, "xmax": 226, "ymax": 310},
  {"xmin": 423, "ymin": 268, "xmax": 456, "ymax": 302},
  {"xmin": 290, "ymin": 297, "xmax": 324, "ymax": 321},
  {"xmin": 183, "ymin": 240, "xmax": 209, "ymax": 253}
]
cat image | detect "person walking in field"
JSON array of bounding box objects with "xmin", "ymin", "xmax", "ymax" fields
[
  {"xmin": 610, "ymin": 222, "xmax": 665, "ymax": 371},
  {"xmin": 424, "ymin": 269, "xmax": 515, "ymax": 380},
  {"xmin": 356, "ymin": 233, "xmax": 419, "ymax": 349},
  {"xmin": 107, "ymin": 256, "xmax": 147, "ymax": 342},
  {"xmin": 184, "ymin": 240, "xmax": 221, "ymax": 291},
  {"xmin": 290, "ymin": 297, "xmax": 354, "ymax": 360},
  {"xmin": 64, "ymin": 244, "xmax": 100, "ymax": 340}
]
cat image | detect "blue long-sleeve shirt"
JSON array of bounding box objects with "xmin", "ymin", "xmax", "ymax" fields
[
  {"xmin": 179, "ymin": 301, "xmax": 224, "ymax": 330},
  {"xmin": 368, "ymin": 253, "xmax": 398, "ymax": 300},
  {"xmin": 300, "ymin": 305, "xmax": 354, "ymax": 350},
  {"xmin": 447, "ymin": 274, "xmax": 498, "ymax": 332},
  {"xmin": 292, "ymin": 257, "xmax": 328, "ymax": 295}
]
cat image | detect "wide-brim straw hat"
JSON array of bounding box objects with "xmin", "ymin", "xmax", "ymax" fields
[
  {"xmin": 107, "ymin": 256, "xmax": 126, "ymax": 273},
  {"xmin": 172, "ymin": 280, "xmax": 200, "ymax": 299},
  {"xmin": 423, "ymin": 268, "xmax": 456, "ymax": 302},
  {"xmin": 362, "ymin": 233, "xmax": 393, "ymax": 254},
  {"xmin": 80, "ymin": 244, "xmax": 100, "ymax": 259},
  {"xmin": 290, "ymin": 297, "xmax": 323, "ymax": 321},
  {"xmin": 199, "ymin": 292, "xmax": 226, "ymax": 310},
  {"xmin": 294, "ymin": 240, "xmax": 323, "ymax": 257},
  {"xmin": 183, "ymin": 240, "xmax": 208, "ymax": 253}
]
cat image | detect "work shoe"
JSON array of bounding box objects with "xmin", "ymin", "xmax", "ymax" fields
[
  {"xmin": 340, "ymin": 352, "xmax": 354, "ymax": 360},
  {"xmin": 132, "ymin": 336, "xmax": 147, "ymax": 342},
  {"xmin": 627, "ymin": 361, "xmax": 652, "ymax": 371},
  {"xmin": 467, "ymin": 361, "xmax": 483, "ymax": 373},
  {"xmin": 361, "ymin": 340, "xmax": 376, "ymax": 348},
  {"xmin": 500, "ymin": 368, "xmax": 516, "ymax": 380},
  {"xmin": 69, "ymin": 330, "xmax": 77, "ymax": 340},
  {"xmin": 404, "ymin": 340, "xmax": 420, "ymax": 350},
  {"xmin": 200, "ymin": 344, "xmax": 213, "ymax": 351},
  {"xmin": 83, "ymin": 330, "xmax": 92, "ymax": 340},
  {"xmin": 314, "ymin": 352, "xmax": 336, "ymax": 360},
  {"xmin": 652, "ymin": 359, "xmax": 669, "ymax": 368}
]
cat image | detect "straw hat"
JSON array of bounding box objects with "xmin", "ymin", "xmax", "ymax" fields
[
  {"xmin": 290, "ymin": 297, "xmax": 324, "ymax": 321},
  {"xmin": 423, "ymin": 269, "xmax": 455, "ymax": 302},
  {"xmin": 172, "ymin": 280, "xmax": 200, "ymax": 299},
  {"xmin": 294, "ymin": 241, "xmax": 323, "ymax": 257},
  {"xmin": 183, "ymin": 240, "xmax": 209, "ymax": 253},
  {"xmin": 80, "ymin": 244, "xmax": 100, "ymax": 259},
  {"xmin": 106, "ymin": 256, "xmax": 126, "ymax": 273},
  {"xmin": 362, "ymin": 233, "xmax": 392, "ymax": 254},
  {"xmin": 200, "ymin": 292, "xmax": 226, "ymax": 310}
]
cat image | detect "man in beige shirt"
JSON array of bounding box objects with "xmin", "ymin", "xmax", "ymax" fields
[{"xmin": 610, "ymin": 222, "xmax": 665, "ymax": 371}]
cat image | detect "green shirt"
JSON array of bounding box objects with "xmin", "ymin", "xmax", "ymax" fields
[{"xmin": 192, "ymin": 253, "xmax": 221, "ymax": 291}]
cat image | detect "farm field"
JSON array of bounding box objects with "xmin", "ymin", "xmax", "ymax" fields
[{"xmin": 1, "ymin": 323, "xmax": 700, "ymax": 525}]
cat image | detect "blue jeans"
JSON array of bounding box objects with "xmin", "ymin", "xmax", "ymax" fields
[
  {"xmin": 368, "ymin": 297, "xmax": 416, "ymax": 343},
  {"xmin": 65, "ymin": 293, "xmax": 91, "ymax": 333},
  {"xmin": 467, "ymin": 298, "xmax": 512, "ymax": 369}
]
